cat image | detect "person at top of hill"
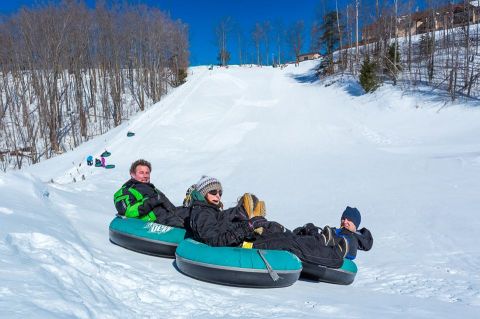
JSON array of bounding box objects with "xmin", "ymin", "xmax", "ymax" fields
[
  {"xmin": 113, "ymin": 159, "xmax": 187, "ymax": 227},
  {"xmin": 186, "ymin": 176, "xmax": 354, "ymax": 268}
]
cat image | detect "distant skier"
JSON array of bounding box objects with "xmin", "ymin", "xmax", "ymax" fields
[
  {"xmin": 100, "ymin": 157, "xmax": 106, "ymax": 167},
  {"xmin": 86, "ymin": 155, "xmax": 93, "ymax": 166}
]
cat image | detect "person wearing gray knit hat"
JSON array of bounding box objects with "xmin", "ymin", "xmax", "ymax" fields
[{"xmin": 195, "ymin": 175, "xmax": 223, "ymax": 198}]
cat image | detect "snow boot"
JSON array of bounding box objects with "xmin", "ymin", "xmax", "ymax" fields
[
  {"xmin": 337, "ymin": 237, "xmax": 349, "ymax": 258},
  {"xmin": 239, "ymin": 193, "xmax": 259, "ymax": 218},
  {"xmin": 321, "ymin": 226, "xmax": 333, "ymax": 246},
  {"xmin": 252, "ymin": 200, "xmax": 266, "ymax": 218}
]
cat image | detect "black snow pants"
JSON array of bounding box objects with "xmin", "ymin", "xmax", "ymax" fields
[{"xmin": 253, "ymin": 232, "xmax": 344, "ymax": 268}]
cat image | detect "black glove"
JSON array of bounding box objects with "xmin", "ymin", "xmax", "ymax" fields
[
  {"xmin": 248, "ymin": 216, "xmax": 268, "ymax": 230},
  {"xmin": 264, "ymin": 221, "xmax": 285, "ymax": 234}
]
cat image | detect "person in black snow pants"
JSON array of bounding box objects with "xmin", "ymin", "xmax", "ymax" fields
[
  {"xmin": 113, "ymin": 159, "xmax": 187, "ymax": 227},
  {"xmin": 187, "ymin": 176, "xmax": 350, "ymax": 269},
  {"xmin": 292, "ymin": 206, "xmax": 373, "ymax": 261}
]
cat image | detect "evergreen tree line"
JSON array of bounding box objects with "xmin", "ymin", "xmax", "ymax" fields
[
  {"xmin": 314, "ymin": 0, "xmax": 480, "ymax": 99},
  {"xmin": 0, "ymin": 1, "xmax": 189, "ymax": 171}
]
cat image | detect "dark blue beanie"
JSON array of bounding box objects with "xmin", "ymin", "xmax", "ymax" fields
[{"xmin": 341, "ymin": 206, "xmax": 361, "ymax": 229}]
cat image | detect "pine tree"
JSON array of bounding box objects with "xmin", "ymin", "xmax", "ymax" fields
[
  {"xmin": 318, "ymin": 11, "xmax": 342, "ymax": 74},
  {"xmin": 359, "ymin": 55, "xmax": 380, "ymax": 93},
  {"xmin": 316, "ymin": 55, "xmax": 333, "ymax": 77},
  {"xmin": 321, "ymin": 11, "xmax": 341, "ymax": 57}
]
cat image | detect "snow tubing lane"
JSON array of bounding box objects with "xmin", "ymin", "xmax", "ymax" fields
[
  {"xmin": 109, "ymin": 216, "xmax": 186, "ymax": 258},
  {"xmin": 175, "ymin": 238, "xmax": 302, "ymax": 288},
  {"xmin": 300, "ymin": 259, "xmax": 357, "ymax": 285}
]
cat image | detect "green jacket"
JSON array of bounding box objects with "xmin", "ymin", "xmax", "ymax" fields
[{"xmin": 114, "ymin": 179, "xmax": 181, "ymax": 226}]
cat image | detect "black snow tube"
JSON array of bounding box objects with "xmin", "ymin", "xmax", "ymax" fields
[{"xmin": 300, "ymin": 259, "xmax": 357, "ymax": 285}]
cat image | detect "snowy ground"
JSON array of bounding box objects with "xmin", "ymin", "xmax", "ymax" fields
[{"xmin": 1, "ymin": 61, "xmax": 479, "ymax": 318}]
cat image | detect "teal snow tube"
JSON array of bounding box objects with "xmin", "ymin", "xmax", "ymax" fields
[
  {"xmin": 109, "ymin": 216, "xmax": 186, "ymax": 258},
  {"xmin": 175, "ymin": 239, "xmax": 302, "ymax": 288}
]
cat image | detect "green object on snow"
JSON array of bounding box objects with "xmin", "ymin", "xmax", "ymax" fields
[
  {"xmin": 105, "ymin": 164, "xmax": 116, "ymax": 169},
  {"xmin": 127, "ymin": 132, "xmax": 135, "ymax": 137},
  {"xmin": 101, "ymin": 151, "xmax": 111, "ymax": 157}
]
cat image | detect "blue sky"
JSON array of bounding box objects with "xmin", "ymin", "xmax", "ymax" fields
[{"xmin": 0, "ymin": 0, "xmax": 429, "ymax": 66}]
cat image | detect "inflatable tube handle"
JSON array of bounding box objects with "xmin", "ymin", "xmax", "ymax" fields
[{"xmin": 258, "ymin": 250, "xmax": 280, "ymax": 282}]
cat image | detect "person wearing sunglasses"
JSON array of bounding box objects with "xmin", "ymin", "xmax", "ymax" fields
[
  {"xmin": 185, "ymin": 175, "xmax": 281, "ymax": 247},
  {"xmin": 113, "ymin": 159, "xmax": 185, "ymax": 227},
  {"xmin": 187, "ymin": 176, "xmax": 352, "ymax": 268}
]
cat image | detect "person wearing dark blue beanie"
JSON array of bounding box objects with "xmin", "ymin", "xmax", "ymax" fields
[
  {"xmin": 293, "ymin": 206, "xmax": 373, "ymax": 261},
  {"xmin": 333, "ymin": 206, "xmax": 372, "ymax": 260},
  {"xmin": 341, "ymin": 206, "xmax": 361, "ymax": 231}
]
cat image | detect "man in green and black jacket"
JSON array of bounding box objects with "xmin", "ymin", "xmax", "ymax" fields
[{"xmin": 113, "ymin": 159, "xmax": 185, "ymax": 227}]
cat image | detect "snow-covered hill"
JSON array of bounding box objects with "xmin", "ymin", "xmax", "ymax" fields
[{"xmin": 1, "ymin": 61, "xmax": 479, "ymax": 318}]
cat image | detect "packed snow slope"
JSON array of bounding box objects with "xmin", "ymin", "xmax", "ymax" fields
[{"xmin": 1, "ymin": 61, "xmax": 480, "ymax": 318}]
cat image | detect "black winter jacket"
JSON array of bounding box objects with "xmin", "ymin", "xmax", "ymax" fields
[
  {"xmin": 114, "ymin": 179, "xmax": 184, "ymax": 227},
  {"xmin": 189, "ymin": 200, "xmax": 254, "ymax": 247},
  {"xmin": 333, "ymin": 227, "xmax": 373, "ymax": 260},
  {"xmin": 292, "ymin": 223, "xmax": 373, "ymax": 260}
]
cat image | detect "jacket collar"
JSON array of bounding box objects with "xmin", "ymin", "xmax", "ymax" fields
[{"xmin": 124, "ymin": 178, "xmax": 155, "ymax": 189}]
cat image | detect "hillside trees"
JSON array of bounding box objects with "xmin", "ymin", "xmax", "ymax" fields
[
  {"xmin": 0, "ymin": 1, "xmax": 189, "ymax": 171},
  {"xmin": 313, "ymin": 0, "xmax": 480, "ymax": 101}
]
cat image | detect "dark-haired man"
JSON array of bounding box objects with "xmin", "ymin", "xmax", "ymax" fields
[{"xmin": 113, "ymin": 159, "xmax": 185, "ymax": 227}]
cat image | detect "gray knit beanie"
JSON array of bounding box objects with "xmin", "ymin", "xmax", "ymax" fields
[{"xmin": 195, "ymin": 175, "xmax": 222, "ymax": 197}]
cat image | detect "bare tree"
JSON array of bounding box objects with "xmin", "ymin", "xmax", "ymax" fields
[
  {"xmin": 272, "ymin": 19, "xmax": 285, "ymax": 65},
  {"xmin": 263, "ymin": 21, "xmax": 272, "ymax": 65},
  {"xmin": 252, "ymin": 22, "xmax": 264, "ymax": 66},
  {"xmin": 288, "ymin": 20, "xmax": 305, "ymax": 65},
  {"xmin": 215, "ymin": 16, "xmax": 233, "ymax": 66}
]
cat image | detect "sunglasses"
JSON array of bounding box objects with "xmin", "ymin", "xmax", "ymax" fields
[{"xmin": 208, "ymin": 189, "xmax": 223, "ymax": 196}]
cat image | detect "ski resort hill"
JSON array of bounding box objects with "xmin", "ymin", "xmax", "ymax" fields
[{"xmin": 1, "ymin": 61, "xmax": 479, "ymax": 318}]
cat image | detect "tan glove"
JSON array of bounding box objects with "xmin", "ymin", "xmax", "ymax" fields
[
  {"xmin": 253, "ymin": 227, "xmax": 264, "ymax": 235},
  {"xmin": 253, "ymin": 201, "xmax": 266, "ymax": 217},
  {"xmin": 239, "ymin": 193, "xmax": 266, "ymax": 218}
]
